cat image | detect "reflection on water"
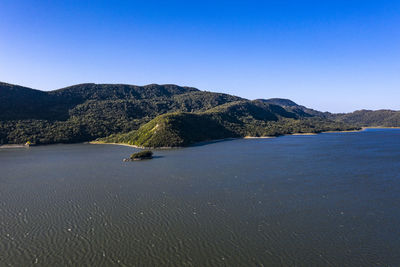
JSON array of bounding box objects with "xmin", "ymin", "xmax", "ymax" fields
[{"xmin": 0, "ymin": 129, "xmax": 400, "ymax": 266}]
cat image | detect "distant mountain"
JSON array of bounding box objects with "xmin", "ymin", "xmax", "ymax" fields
[
  {"xmin": 331, "ymin": 109, "xmax": 400, "ymax": 127},
  {"xmin": 1, "ymin": 81, "xmax": 397, "ymax": 147},
  {"xmin": 258, "ymin": 98, "xmax": 328, "ymax": 118},
  {"xmin": 260, "ymin": 99, "xmax": 400, "ymax": 128},
  {"xmin": 258, "ymin": 98, "xmax": 299, "ymax": 107}
]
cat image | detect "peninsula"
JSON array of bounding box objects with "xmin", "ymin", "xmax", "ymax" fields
[{"xmin": 1, "ymin": 82, "xmax": 398, "ymax": 148}]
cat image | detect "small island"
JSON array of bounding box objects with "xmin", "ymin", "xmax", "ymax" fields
[{"xmin": 123, "ymin": 150, "xmax": 153, "ymax": 161}]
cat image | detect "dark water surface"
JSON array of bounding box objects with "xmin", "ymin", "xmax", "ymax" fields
[{"xmin": 1, "ymin": 129, "xmax": 400, "ymax": 266}]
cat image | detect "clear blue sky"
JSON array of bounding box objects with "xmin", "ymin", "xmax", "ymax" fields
[{"xmin": 0, "ymin": 0, "xmax": 399, "ymax": 112}]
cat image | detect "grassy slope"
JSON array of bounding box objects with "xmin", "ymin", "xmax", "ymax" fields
[{"xmin": 100, "ymin": 101, "xmax": 359, "ymax": 148}]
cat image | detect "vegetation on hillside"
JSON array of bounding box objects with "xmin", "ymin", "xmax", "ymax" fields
[
  {"xmin": 99, "ymin": 101, "xmax": 359, "ymax": 148},
  {"xmin": 258, "ymin": 98, "xmax": 329, "ymax": 118},
  {"xmin": 0, "ymin": 82, "xmax": 242, "ymax": 144},
  {"xmin": 1, "ymin": 82, "xmax": 395, "ymax": 147},
  {"xmin": 330, "ymin": 110, "xmax": 400, "ymax": 127}
]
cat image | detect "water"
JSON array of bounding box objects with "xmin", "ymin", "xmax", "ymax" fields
[{"xmin": 1, "ymin": 129, "xmax": 400, "ymax": 266}]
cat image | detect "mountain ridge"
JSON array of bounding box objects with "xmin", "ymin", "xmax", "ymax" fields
[
  {"xmin": 0, "ymin": 81, "xmax": 398, "ymax": 147},
  {"xmin": 100, "ymin": 101, "xmax": 357, "ymax": 148}
]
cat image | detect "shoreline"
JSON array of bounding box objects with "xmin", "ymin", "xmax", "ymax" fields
[
  {"xmin": 361, "ymin": 126, "xmax": 400, "ymax": 129},
  {"xmin": 90, "ymin": 128, "xmax": 365, "ymax": 149},
  {"xmin": 243, "ymin": 136, "xmax": 275, "ymax": 139},
  {"xmin": 0, "ymin": 144, "xmax": 30, "ymax": 149},
  {"xmin": 321, "ymin": 129, "xmax": 364, "ymax": 134},
  {"xmin": 289, "ymin": 133, "xmax": 318, "ymax": 136},
  {"xmin": 88, "ymin": 141, "xmax": 180, "ymax": 150},
  {"xmin": 3, "ymin": 127, "xmax": 398, "ymax": 150},
  {"xmin": 89, "ymin": 141, "xmax": 144, "ymax": 149}
]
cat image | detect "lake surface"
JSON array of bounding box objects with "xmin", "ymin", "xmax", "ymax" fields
[{"xmin": 1, "ymin": 129, "xmax": 400, "ymax": 266}]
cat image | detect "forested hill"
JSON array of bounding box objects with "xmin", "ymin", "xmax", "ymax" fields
[
  {"xmin": 0, "ymin": 82, "xmax": 231, "ymax": 120},
  {"xmin": 0, "ymin": 82, "xmax": 243, "ymax": 144},
  {"xmin": 0, "ymin": 82, "xmax": 57, "ymax": 120},
  {"xmin": 49, "ymin": 83, "xmax": 199, "ymax": 102},
  {"xmin": 331, "ymin": 109, "xmax": 400, "ymax": 127},
  {"xmin": 0, "ymin": 81, "xmax": 397, "ymax": 147},
  {"xmin": 259, "ymin": 99, "xmax": 400, "ymax": 127},
  {"xmin": 100, "ymin": 100, "xmax": 356, "ymax": 148},
  {"xmin": 258, "ymin": 98, "xmax": 329, "ymax": 118}
]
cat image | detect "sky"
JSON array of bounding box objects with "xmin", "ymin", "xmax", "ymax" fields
[{"xmin": 0, "ymin": 0, "xmax": 399, "ymax": 112}]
